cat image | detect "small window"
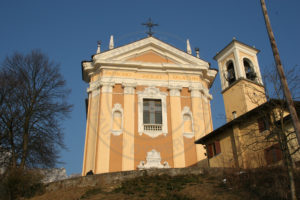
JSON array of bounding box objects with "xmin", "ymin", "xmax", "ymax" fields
[
  {"xmin": 257, "ymin": 117, "xmax": 269, "ymax": 133},
  {"xmin": 207, "ymin": 140, "xmax": 221, "ymax": 158},
  {"xmin": 143, "ymin": 99, "xmax": 162, "ymax": 124},
  {"xmin": 264, "ymin": 143, "xmax": 282, "ymax": 165},
  {"xmin": 243, "ymin": 58, "xmax": 256, "ymax": 81},
  {"xmin": 226, "ymin": 61, "xmax": 236, "ymax": 85},
  {"xmin": 232, "ymin": 111, "xmax": 237, "ymax": 119}
]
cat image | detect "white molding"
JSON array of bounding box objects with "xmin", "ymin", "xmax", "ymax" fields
[
  {"xmin": 93, "ymin": 37, "xmax": 209, "ymax": 67},
  {"xmin": 86, "ymin": 75, "xmax": 214, "ymax": 101},
  {"xmin": 233, "ymin": 47, "xmax": 242, "ymax": 79},
  {"xmin": 169, "ymin": 86, "xmax": 181, "ymax": 97},
  {"xmin": 182, "ymin": 106, "xmax": 194, "ymax": 138},
  {"xmin": 101, "ymin": 83, "xmax": 114, "ymax": 93},
  {"xmin": 111, "ymin": 103, "xmax": 123, "ymax": 136},
  {"xmin": 137, "ymin": 87, "xmax": 168, "ymax": 138},
  {"xmin": 99, "ymin": 76, "xmax": 212, "ymax": 98},
  {"xmin": 82, "ymin": 37, "xmax": 217, "ymax": 84},
  {"xmin": 91, "ymin": 88, "xmax": 100, "ymax": 97},
  {"xmin": 191, "ymin": 90, "xmax": 202, "ymax": 98},
  {"xmin": 123, "ymin": 84, "xmax": 136, "ymax": 95},
  {"xmin": 87, "ymin": 81, "xmax": 101, "ymax": 93},
  {"xmin": 137, "ymin": 149, "xmax": 170, "ymax": 169}
]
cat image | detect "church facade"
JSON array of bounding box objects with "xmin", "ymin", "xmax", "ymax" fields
[{"xmin": 81, "ymin": 36, "xmax": 217, "ymax": 175}]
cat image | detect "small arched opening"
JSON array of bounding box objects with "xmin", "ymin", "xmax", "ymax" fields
[
  {"xmin": 226, "ymin": 61, "xmax": 236, "ymax": 85},
  {"xmin": 243, "ymin": 58, "xmax": 256, "ymax": 81}
]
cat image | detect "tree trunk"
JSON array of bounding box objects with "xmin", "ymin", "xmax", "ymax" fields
[
  {"xmin": 260, "ymin": 0, "xmax": 300, "ymax": 145},
  {"xmin": 20, "ymin": 117, "xmax": 30, "ymax": 169},
  {"xmin": 260, "ymin": 0, "xmax": 298, "ymax": 199},
  {"xmin": 8, "ymin": 125, "xmax": 16, "ymax": 168}
]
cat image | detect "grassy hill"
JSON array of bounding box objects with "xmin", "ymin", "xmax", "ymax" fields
[{"xmin": 28, "ymin": 167, "xmax": 300, "ymax": 200}]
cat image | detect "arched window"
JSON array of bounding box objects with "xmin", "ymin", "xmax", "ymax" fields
[
  {"xmin": 226, "ymin": 61, "xmax": 236, "ymax": 85},
  {"xmin": 111, "ymin": 103, "xmax": 123, "ymax": 135},
  {"xmin": 243, "ymin": 58, "xmax": 256, "ymax": 81}
]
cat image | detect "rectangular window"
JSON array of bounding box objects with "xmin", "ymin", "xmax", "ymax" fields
[
  {"xmin": 264, "ymin": 143, "xmax": 282, "ymax": 165},
  {"xmin": 258, "ymin": 117, "xmax": 269, "ymax": 133},
  {"xmin": 143, "ymin": 99, "xmax": 162, "ymax": 124},
  {"xmin": 207, "ymin": 140, "xmax": 221, "ymax": 158}
]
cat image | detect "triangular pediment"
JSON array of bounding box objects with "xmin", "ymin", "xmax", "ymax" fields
[
  {"xmin": 82, "ymin": 36, "xmax": 218, "ymax": 84},
  {"xmin": 92, "ymin": 37, "xmax": 208, "ymax": 66}
]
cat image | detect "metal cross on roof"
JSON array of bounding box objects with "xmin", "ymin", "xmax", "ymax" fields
[{"xmin": 142, "ymin": 18, "xmax": 158, "ymax": 37}]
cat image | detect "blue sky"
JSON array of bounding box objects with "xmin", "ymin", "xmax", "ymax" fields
[{"xmin": 0, "ymin": 0, "xmax": 299, "ymax": 175}]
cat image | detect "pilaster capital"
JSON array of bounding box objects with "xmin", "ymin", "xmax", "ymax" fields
[
  {"xmin": 101, "ymin": 82, "xmax": 114, "ymax": 93},
  {"xmin": 123, "ymin": 83, "xmax": 136, "ymax": 95},
  {"xmin": 189, "ymin": 87, "xmax": 202, "ymax": 98},
  {"xmin": 169, "ymin": 86, "xmax": 181, "ymax": 97},
  {"xmin": 91, "ymin": 88, "xmax": 100, "ymax": 97},
  {"xmin": 87, "ymin": 81, "xmax": 101, "ymax": 93}
]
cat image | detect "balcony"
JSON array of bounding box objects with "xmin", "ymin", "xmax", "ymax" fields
[{"xmin": 144, "ymin": 124, "xmax": 162, "ymax": 132}]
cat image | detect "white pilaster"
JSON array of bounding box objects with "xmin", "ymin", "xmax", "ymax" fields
[
  {"xmin": 169, "ymin": 87, "xmax": 185, "ymax": 167},
  {"xmin": 190, "ymin": 87, "xmax": 206, "ymax": 162},
  {"xmin": 122, "ymin": 84, "xmax": 136, "ymax": 171}
]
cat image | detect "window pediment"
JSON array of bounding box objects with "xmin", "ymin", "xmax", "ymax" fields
[{"xmin": 137, "ymin": 87, "xmax": 168, "ymax": 138}]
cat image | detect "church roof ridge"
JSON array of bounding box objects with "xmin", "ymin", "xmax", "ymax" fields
[
  {"xmin": 213, "ymin": 39, "xmax": 260, "ymax": 61},
  {"xmin": 91, "ymin": 35, "xmax": 212, "ymax": 65}
]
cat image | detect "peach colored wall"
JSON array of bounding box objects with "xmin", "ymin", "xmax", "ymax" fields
[
  {"xmin": 128, "ymin": 51, "xmax": 174, "ymax": 63},
  {"xmin": 109, "ymin": 84, "xmax": 124, "ymax": 172},
  {"xmin": 134, "ymin": 86, "xmax": 174, "ymax": 169}
]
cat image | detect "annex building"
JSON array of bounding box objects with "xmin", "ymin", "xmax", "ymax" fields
[{"xmin": 81, "ymin": 35, "xmax": 217, "ymax": 175}]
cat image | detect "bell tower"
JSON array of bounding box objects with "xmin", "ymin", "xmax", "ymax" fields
[{"xmin": 214, "ymin": 39, "xmax": 266, "ymax": 121}]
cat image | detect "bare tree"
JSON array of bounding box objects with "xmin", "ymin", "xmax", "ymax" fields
[
  {"xmin": 234, "ymin": 65, "xmax": 300, "ymax": 200},
  {"xmin": 0, "ymin": 50, "xmax": 72, "ymax": 169}
]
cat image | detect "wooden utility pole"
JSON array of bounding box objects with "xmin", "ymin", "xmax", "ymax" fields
[
  {"xmin": 260, "ymin": 0, "xmax": 300, "ymax": 144},
  {"xmin": 260, "ymin": 1, "xmax": 299, "ymax": 200}
]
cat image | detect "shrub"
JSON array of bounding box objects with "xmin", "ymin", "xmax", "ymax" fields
[
  {"xmin": 223, "ymin": 167, "xmax": 300, "ymax": 200},
  {"xmin": 0, "ymin": 168, "xmax": 45, "ymax": 200}
]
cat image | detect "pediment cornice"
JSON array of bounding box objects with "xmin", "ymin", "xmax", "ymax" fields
[{"xmin": 82, "ymin": 36, "xmax": 217, "ymax": 84}]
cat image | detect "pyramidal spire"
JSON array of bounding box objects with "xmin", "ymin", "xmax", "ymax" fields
[
  {"xmin": 186, "ymin": 39, "xmax": 192, "ymax": 54},
  {"xmin": 109, "ymin": 35, "xmax": 114, "ymax": 50},
  {"xmin": 96, "ymin": 41, "xmax": 101, "ymax": 54}
]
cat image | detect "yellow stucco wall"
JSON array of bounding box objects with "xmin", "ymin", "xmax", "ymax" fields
[
  {"xmin": 223, "ymin": 79, "xmax": 266, "ymax": 121},
  {"xmin": 208, "ymin": 129, "xmax": 236, "ymax": 168}
]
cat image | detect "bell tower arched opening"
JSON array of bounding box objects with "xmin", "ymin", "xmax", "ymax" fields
[
  {"xmin": 243, "ymin": 58, "xmax": 256, "ymax": 81},
  {"xmin": 226, "ymin": 60, "xmax": 236, "ymax": 85}
]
